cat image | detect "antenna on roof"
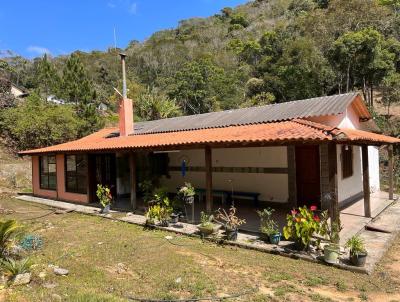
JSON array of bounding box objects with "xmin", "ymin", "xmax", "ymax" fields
[{"xmin": 113, "ymin": 27, "xmax": 117, "ymax": 50}]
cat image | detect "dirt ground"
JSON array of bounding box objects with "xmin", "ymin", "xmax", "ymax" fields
[{"xmin": 0, "ymin": 195, "xmax": 399, "ymax": 302}]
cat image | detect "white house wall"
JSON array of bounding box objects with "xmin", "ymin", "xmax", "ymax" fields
[
  {"xmin": 368, "ymin": 146, "xmax": 380, "ymax": 193},
  {"xmin": 336, "ymin": 145, "xmax": 363, "ymax": 203},
  {"xmin": 160, "ymin": 147, "xmax": 289, "ymax": 203}
]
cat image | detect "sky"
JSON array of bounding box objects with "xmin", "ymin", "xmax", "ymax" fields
[{"xmin": 0, "ymin": 0, "xmax": 248, "ymax": 58}]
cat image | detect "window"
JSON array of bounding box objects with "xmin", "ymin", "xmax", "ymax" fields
[
  {"xmin": 342, "ymin": 145, "xmax": 353, "ymax": 179},
  {"xmin": 65, "ymin": 155, "xmax": 88, "ymax": 194},
  {"xmin": 39, "ymin": 155, "xmax": 57, "ymax": 190}
]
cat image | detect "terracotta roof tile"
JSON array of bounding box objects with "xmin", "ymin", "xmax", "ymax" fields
[{"xmin": 19, "ymin": 120, "xmax": 400, "ymax": 155}]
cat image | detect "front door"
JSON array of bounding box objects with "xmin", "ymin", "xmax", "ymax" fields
[
  {"xmin": 89, "ymin": 154, "xmax": 116, "ymax": 202},
  {"xmin": 295, "ymin": 145, "xmax": 321, "ymax": 208}
]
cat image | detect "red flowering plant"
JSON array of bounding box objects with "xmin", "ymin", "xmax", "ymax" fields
[{"xmin": 283, "ymin": 205, "xmax": 323, "ymax": 250}]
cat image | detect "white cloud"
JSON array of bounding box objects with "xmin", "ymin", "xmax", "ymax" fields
[
  {"xmin": 128, "ymin": 2, "xmax": 137, "ymax": 14},
  {"xmin": 27, "ymin": 45, "xmax": 51, "ymax": 56}
]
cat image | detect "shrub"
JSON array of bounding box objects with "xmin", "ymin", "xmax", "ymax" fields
[
  {"xmin": 96, "ymin": 184, "xmax": 112, "ymax": 208},
  {"xmin": 257, "ymin": 208, "xmax": 279, "ymax": 236},
  {"xmin": 345, "ymin": 235, "xmax": 366, "ymax": 256},
  {"xmin": 283, "ymin": 206, "xmax": 322, "ymax": 248},
  {"xmin": 0, "ymin": 257, "xmax": 32, "ymax": 279},
  {"xmin": 0, "ymin": 220, "xmax": 23, "ymax": 258}
]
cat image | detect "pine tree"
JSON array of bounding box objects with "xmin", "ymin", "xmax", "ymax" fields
[
  {"xmin": 59, "ymin": 53, "xmax": 103, "ymax": 136},
  {"xmin": 35, "ymin": 54, "xmax": 59, "ymax": 99}
]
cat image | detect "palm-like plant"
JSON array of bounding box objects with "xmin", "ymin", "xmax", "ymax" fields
[
  {"xmin": 0, "ymin": 257, "xmax": 32, "ymax": 278},
  {"xmin": 0, "ymin": 220, "xmax": 23, "ymax": 258}
]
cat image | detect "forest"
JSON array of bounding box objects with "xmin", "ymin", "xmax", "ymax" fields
[{"xmin": 1, "ymin": 0, "xmax": 400, "ymax": 151}]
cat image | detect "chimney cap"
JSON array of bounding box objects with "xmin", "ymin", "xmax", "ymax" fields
[{"xmin": 119, "ymin": 52, "xmax": 127, "ymax": 58}]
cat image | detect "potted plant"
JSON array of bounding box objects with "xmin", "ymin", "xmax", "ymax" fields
[
  {"xmin": 197, "ymin": 212, "xmax": 220, "ymax": 236},
  {"xmin": 216, "ymin": 206, "xmax": 246, "ymax": 241},
  {"xmin": 345, "ymin": 235, "xmax": 368, "ymax": 267},
  {"xmin": 257, "ymin": 208, "xmax": 281, "ymax": 244},
  {"xmin": 96, "ymin": 184, "xmax": 112, "ymax": 214},
  {"xmin": 320, "ymin": 212, "xmax": 343, "ymax": 264},
  {"xmin": 283, "ymin": 205, "xmax": 322, "ymax": 251},
  {"xmin": 178, "ymin": 182, "xmax": 195, "ymax": 204}
]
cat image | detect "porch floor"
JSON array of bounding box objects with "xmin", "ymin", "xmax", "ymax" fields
[{"xmin": 115, "ymin": 191, "xmax": 394, "ymax": 244}]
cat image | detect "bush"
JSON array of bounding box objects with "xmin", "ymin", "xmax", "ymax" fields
[
  {"xmin": 0, "ymin": 93, "xmax": 81, "ymax": 151},
  {"xmin": 0, "ymin": 257, "xmax": 32, "ymax": 279}
]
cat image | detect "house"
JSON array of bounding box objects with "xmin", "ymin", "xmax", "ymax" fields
[
  {"xmin": 10, "ymin": 83, "xmax": 29, "ymax": 98},
  {"xmin": 20, "ymin": 92, "xmax": 400, "ymax": 228}
]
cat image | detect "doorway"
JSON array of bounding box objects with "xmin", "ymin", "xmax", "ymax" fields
[
  {"xmin": 295, "ymin": 145, "xmax": 321, "ymax": 208},
  {"xmin": 88, "ymin": 153, "xmax": 116, "ymax": 203}
]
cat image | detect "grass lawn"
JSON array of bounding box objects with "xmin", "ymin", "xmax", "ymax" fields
[{"xmin": 1, "ymin": 194, "xmax": 400, "ymax": 302}]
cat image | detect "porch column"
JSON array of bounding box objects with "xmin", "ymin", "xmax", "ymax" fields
[
  {"xmin": 205, "ymin": 146, "xmax": 213, "ymax": 213},
  {"xmin": 328, "ymin": 143, "xmax": 339, "ymax": 224},
  {"xmin": 362, "ymin": 145, "xmax": 371, "ymax": 218},
  {"xmin": 388, "ymin": 144, "xmax": 394, "ymax": 200},
  {"xmin": 129, "ymin": 152, "xmax": 137, "ymax": 210}
]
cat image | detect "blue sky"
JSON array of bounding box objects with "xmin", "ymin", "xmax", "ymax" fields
[{"xmin": 0, "ymin": 0, "xmax": 248, "ymax": 58}]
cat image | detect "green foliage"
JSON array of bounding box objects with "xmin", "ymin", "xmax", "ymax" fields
[
  {"xmin": 0, "ymin": 93, "xmax": 81, "ymax": 150},
  {"xmin": 96, "ymin": 184, "xmax": 112, "ymax": 207},
  {"xmin": 178, "ymin": 182, "xmax": 195, "ymax": 198},
  {"xmin": 168, "ymin": 58, "xmax": 233, "ymax": 114},
  {"xmin": 283, "ymin": 206, "xmax": 322, "ymax": 248},
  {"xmin": 381, "ymin": 72, "xmax": 400, "ymax": 115},
  {"xmin": 200, "ymin": 212, "xmax": 214, "ymax": 228},
  {"xmin": 58, "ymin": 53, "xmax": 103, "ymax": 136},
  {"xmin": 0, "ymin": 257, "xmax": 32, "ymax": 278},
  {"xmin": 34, "ymin": 54, "xmax": 59, "ymax": 98},
  {"xmin": 0, "ymin": 220, "xmax": 23, "ymax": 258},
  {"xmin": 345, "ymin": 235, "xmax": 366, "ymax": 256},
  {"xmin": 136, "ymin": 87, "xmax": 182, "ymax": 121},
  {"xmin": 319, "ymin": 211, "xmax": 342, "ymax": 244},
  {"xmin": 257, "ymin": 208, "xmax": 279, "ymax": 236}
]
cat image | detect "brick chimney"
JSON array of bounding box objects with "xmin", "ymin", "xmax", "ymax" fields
[{"xmin": 118, "ymin": 53, "xmax": 133, "ymax": 136}]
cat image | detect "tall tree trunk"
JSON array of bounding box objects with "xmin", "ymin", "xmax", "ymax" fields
[
  {"xmin": 370, "ymin": 85, "xmax": 374, "ymax": 109},
  {"xmin": 346, "ymin": 63, "xmax": 350, "ymax": 93}
]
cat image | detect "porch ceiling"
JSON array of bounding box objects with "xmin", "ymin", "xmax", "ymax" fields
[{"xmin": 19, "ymin": 119, "xmax": 400, "ymax": 155}]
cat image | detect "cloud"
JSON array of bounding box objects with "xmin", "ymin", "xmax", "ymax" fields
[
  {"xmin": 107, "ymin": 2, "xmax": 116, "ymax": 8},
  {"xmin": 128, "ymin": 2, "xmax": 137, "ymax": 14},
  {"xmin": 27, "ymin": 45, "xmax": 51, "ymax": 56}
]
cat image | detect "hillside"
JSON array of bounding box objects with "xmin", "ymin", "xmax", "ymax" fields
[{"xmin": 1, "ymin": 0, "xmax": 400, "ymax": 151}]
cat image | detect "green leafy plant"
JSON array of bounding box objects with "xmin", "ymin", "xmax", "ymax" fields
[
  {"xmin": 257, "ymin": 208, "xmax": 279, "ymax": 236},
  {"xmin": 96, "ymin": 184, "xmax": 112, "ymax": 208},
  {"xmin": 200, "ymin": 212, "xmax": 214, "ymax": 229},
  {"xmin": 138, "ymin": 180, "xmax": 153, "ymax": 203},
  {"xmin": 345, "ymin": 235, "xmax": 366, "ymax": 256},
  {"xmin": 0, "ymin": 257, "xmax": 32, "ymax": 278},
  {"xmin": 178, "ymin": 182, "xmax": 195, "ymax": 198},
  {"xmin": 283, "ymin": 206, "xmax": 322, "ymax": 249},
  {"xmin": 319, "ymin": 211, "xmax": 343, "ymax": 244},
  {"xmin": 216, "ymin": 206, "xmax": 246, "ymax": 230},
  {"xmin": 145, "ymin": 188, "xmax": 173, "ymax": 225},
  {"xmin": 0, "ymin": 220, "xmax": 24, "ymax": 258}
]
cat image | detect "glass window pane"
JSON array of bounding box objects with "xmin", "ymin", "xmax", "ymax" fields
[
  {"xmin": 41, "ymin": 156, "xmax": 49, "ymax": 173},
  {"xmin": 48, "ymin": 155, "xmax": 56, "ymax": 164},
  {"xmin": 48, "ymin": 174, "xmax": 57, "ymax": 190},
  {"xmin": 48, "ymin": 163, "xmax": 56, "ymax": 173},
  {"xmin": 40, "ymin": 175, "xmax": 48, "ymax": 189},
  {"xmin": 66, "ymin": 155, "xmax": 76, "ymax": 172},
  {"xmin": 76, "ymin": 176, "xmax": 87, "ymax": 194}
]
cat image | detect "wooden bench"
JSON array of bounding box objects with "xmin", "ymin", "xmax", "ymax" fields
[{"xmin": 196, "ymin": 189, "xmax": 260, "ymax": 206}]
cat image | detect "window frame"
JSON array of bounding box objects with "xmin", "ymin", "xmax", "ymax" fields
[
  {"xmin": 39, "ymin": 155, "xmax": 57, "ymax": 190},
  {"xmin": 65, "ymin": 154, "xmax": 88, "ymax": 194},
  {"xmin": 341, "ymin": 145, "xmax": 354, "ymax": 179}
]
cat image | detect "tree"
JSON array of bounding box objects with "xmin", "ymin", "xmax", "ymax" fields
[
  {"xmin": 136, "ymin": 88, "xmax": 182, "ymax": 121},
  {"xmin": 0, "ymin": 93, "xmax": 81, "ymax": 150},
  {"xmin": 168, "ymin": 58, "xmax": 232, "ymax": 114},
  {"xmin": 382, "ymin": 72, "xmax": 400, "ymax": 116},
  {"xmin": 329, "ymin": 28, "xmax": 396, "ymax": 107},
  {"xmin": 35, "ymin": 54, "xmax": 59, "ymax": 99},
  {"xmin": 58, "ymin": 53, "xmax": 103, "ymax": 136},
  {"xmin": 0, "ymin": 78, "xmax": 16, "ymax": 109}
]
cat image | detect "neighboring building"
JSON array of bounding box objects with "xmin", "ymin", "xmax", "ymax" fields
[
  {"xmin": 47, "ymin": 95, "xmax": 65, "ymax": 105},
  {"xmin": 10, "ymin": 83, "xmax": 29, "ymax": 98},
  {"xmin": 20, "ymin": 92, "xmax": 399, "ymax": 223}
]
